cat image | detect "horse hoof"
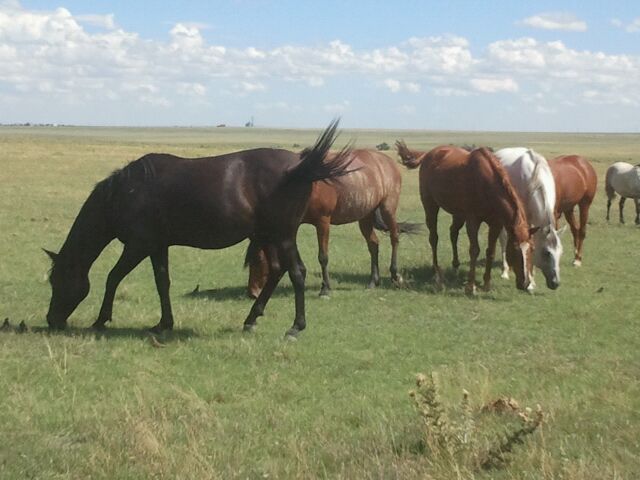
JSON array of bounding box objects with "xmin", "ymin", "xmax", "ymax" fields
[
  {"xmin": 482, "ymin": 283, "xmax": 491, "ymax": 292},
  {"xmin": 243, "ymin": 323, "xmax": 257, "ymax": 333},
  {"xmin": 500, "ymin": 271, "xmax": 509, "ymax": 280},
  {"xmin": 465, "ymin": 284, "xmax": 477, "ymax": 296},
  {"xmin": 284, "ymin": 328, "xmax": 300, "ymax": 340},
  {"xmin": 572, "ymin": 259, "xmax": 582, "ymax": 267},
  {"xmin": 392, "ymin": 275, "xmax": 405, "ymax": 288},
  {"xmin": 91, "ymin": 321, "xmax": 107, "ymax": 331}
]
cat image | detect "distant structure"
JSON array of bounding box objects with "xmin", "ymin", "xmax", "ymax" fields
[{"xmin": 245, "ymin": 116, "xmax": 254, "ymax": 128}]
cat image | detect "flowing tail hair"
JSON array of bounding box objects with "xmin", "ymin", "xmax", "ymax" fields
[
  {"xmin": 282, "ymin": 118, "xmax": 355, "ymax": 185},
  {"xmin": 395, "ymin": 139, "xmax": 427, "ymax": 169},
  {"xmin": 372, "ymin": 208, "xmax": 422, "ymax": 234}
]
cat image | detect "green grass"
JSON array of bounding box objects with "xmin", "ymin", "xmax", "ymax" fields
[{"xmin": 1, "ymin": 126, "xmax": 639, "ymax": 479}]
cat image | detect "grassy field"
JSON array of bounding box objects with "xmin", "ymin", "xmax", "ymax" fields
[{"xmin": 1, "ymin": 126, "xmax": 639, "ymax": 479}]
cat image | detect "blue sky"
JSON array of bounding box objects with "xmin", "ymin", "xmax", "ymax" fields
[{"xmin": 2, "ymin": 0, "xmax": 640, "ymax": 130}]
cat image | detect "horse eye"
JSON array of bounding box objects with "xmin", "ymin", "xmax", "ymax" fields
[{"xmin": 544, "ymin": 250, "xmax": 552, "ymax": 257}]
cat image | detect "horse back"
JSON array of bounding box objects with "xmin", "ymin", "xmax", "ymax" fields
[{"xmin": 550, "ymin": 155, "xmax": 597, "ymax": 211}]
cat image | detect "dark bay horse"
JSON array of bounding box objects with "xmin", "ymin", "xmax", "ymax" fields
[
  {"xmin": 549, "ymin": 155, "xmax": 597, "ymax": 266},
  {"xmin": 44, "ymin": 121, "xmax": 352, "ymax": 337},
  {"xmin": 396, "ymin": 141, "xmax": 535, "ymax": 293},
  {"xmin": 247, "ymin": 149, "xmax": 420, "ymax": 298}
]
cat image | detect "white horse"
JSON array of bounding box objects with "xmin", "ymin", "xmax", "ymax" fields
[
  {"xmin": 496, "ymin": 148, "xmax": 565, "ymax": 290},
  {"xmin": 605, "ymin": 162, "xmax": 640, "ymax": 225}
]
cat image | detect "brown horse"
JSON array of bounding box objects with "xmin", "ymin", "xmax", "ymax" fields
[
  {"xmin": 396, "ymin": 141, "xmax": 535, "ymax": 293},
  {"xmin": 247, "ymin": 149, "xmax": 420, "ymax": 298},
  {"xmin": 44, "ymin": 121, "xmax": 352, "ymax": 338},
  {"xmin": 548, "ymin": 155, "xmax": 597, "ymax": 266}
]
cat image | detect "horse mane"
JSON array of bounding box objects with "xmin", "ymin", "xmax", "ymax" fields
[
  {"xmin": 527, "ymin": 149, "xmax": 555, "ymax": 224},
  {"xmin": 395, "ymin": 140, "xmax": 427, "ymax": 169},
  {"xmin": 474, "ymin": 148, "xmax": 529, "ymax": 237},
  {"xmin": 92, "ymin": 154, "xmax": 159, "ymax": 205}
]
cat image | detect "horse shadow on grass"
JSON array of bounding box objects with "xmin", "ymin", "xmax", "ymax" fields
[{"xmin": 5, "ymin": 324, "xmax": 199, "ymax": 343}]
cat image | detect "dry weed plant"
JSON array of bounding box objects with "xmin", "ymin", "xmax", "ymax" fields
[{"xmin": 409, "ymin": 372, "xmax": 544, "ymax": 471}]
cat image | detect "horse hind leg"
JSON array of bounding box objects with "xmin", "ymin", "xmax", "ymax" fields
[
  {"xmin": 575, "ymin": 200, "xmax": 592, "ymax": 266},
  {"xmin": 377, "ymin": 203, "xmax": 404, "ymax": 287},
  {"xmin": 316, "ymin": 217, "xmax": 332, "ymax": 297},
  {"xmin": 635, "ymin": 198, "xmax": 640, "ymax": 225},
  {"xmin": 425, "ymin": 203, "xmax": 444, "ymax": 289},
  {"xmin": 150, "ymin": 246, "xmax": 174, "ymax": 333},
  {"xmin": 619, "ymin": 197, "xmax": 627, "ymax": 224},
  {"xmin": 243, "ymin": 244, "xmax": 285, "ymax": 332},
  {"xmin": 93, "ymin": 245, "xmax": 147, "ymax": 329},
  {"xmin": 450, "ymin": 215, "xmax": 465, "ymax": 271},
  {"xmin": 563, "ymin": 209, "xmax": 581, "ymax": 266},
  {"xmin": 465, "ymin": 219, "xmax": 481, "ymax": 295},
  {"xmin": 358, "ymin": 213, "xmax": 381, "ymax": 289},
  {"xmin": 482, "ymin": 223, "xmax": 501, "ymax": 292}
]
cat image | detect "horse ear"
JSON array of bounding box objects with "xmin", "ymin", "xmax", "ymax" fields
[
  {"xmin": 557, "ymin": 225, "xmax": 568, "ymax": 236},
  {"xmin": 529, "ymin": 226, "xmax": 540, "ymax": 237},
  {"xmin": 42, "ymin": 248, "xmax": 58, "ymax": 262}
]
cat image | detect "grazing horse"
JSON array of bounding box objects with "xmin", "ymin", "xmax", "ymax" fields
[
  {"xmin": 494, "ymin": 148, "xmax": 564, "ymax": 290},
  {"xmin": 605, "ymin": 162, "xmax": 640, "ymax": 225},
  {"xmin": 247, "ymin": 149, "xmax": 421, "ymax": 298},
  {"xmin": 396, "ymin": 141, "xmax": 535, "ymax": 293},
  {"xmin": 44, "ymin": 121, "xmax": 352, "ymax": 338},
  {"xmin": 549, "ymin": 155, "xmax": 597, "ymax": 267}
]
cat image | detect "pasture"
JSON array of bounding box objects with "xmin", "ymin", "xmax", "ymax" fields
[{"xmin": 1, "ymin": 126, "xmax": 639, "ymax": 479}]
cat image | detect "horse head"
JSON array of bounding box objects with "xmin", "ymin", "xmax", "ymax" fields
[
  {"xmin": 532, "ymin": 224, "xmax": 566, "ymax": 290},
  {"xmin": 505, "ymin": 226, "xmax": 539, "ymax": 291},
  {"xmin": 44, "ymin": 249, "xmax": 90, "ymax": 329}
]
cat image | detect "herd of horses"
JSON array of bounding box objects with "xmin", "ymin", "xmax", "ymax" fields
[{"xmin": 44, "ymin": 121, "xmax": 640, "ymax": 337}]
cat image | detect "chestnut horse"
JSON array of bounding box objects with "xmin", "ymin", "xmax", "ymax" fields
[
  {"xmin": 44, "ymin": 121, "xmax": 352, "ymax": 338},
  {"xmin": 605, "ymin": 162, "xmax": 640, "ymax": 225},
  {"xmin": 247, "ymin": 149, "xmax": 420, "ymax": 298},
  {"xmin": 549, "ymin": 155, "xmax": 597, "ymax": 267},
  {"xmin": 396, "ymin": 141, "xmax": 535, "ymax": 293}
]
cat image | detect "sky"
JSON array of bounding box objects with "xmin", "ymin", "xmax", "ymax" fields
[{"xmin": 1, "ymin": 0, "xmax": 640, "ymax": 131}]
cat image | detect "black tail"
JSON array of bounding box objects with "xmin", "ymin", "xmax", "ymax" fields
[
  {"xmin": 283, "ymin": 118, "xmax": 354, "ymax": 185},
  {"xmin": 373, "ymin": 208, "xmax": 423, "ymax": 234}
]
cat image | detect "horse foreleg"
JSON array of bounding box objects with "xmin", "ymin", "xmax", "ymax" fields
[
  {"xmin": 93, "ymin": 245, "xmax": 146, "ymax": 329},
  {"xmin": 316, "ymin": 217, "xmax": 332, "ymax": 296},
  {"xmin": 244, "ymin": 244, "xmax": 284, "ymax": 332},
  {"xmin": 358, "ymin": 214, "xmax": 380, "ymax": 289},
  {"xmin": 619, "ymin": 197, "xmax": 627, "ymax": 224},
  {"xmin": 465, "ymin": 219, "xmax": 481, "ymax": 295},
  {"xmin": 482, "ymin": 224, "xmax": 501, "ymax": 292},
  {"xmin": 606, "ymin": 197, "xmax": 612, "ymax": 221},
  {"xmin": 425, "ymin": 203, "xmax": 444, "ymax": 288},
  {"xmin": 563, "ymin": 209, "xmax": 580, "ymax": 266},
  {"xmin": 150, "ymin": 247, "xmax": 173, "ymax": 332},
  {"xmin": 450, "ymin": 215, "xmax": 465, "ymax": 271},
  {"xmin": 378, "ymin": 204, "xmax": 403, "ymax": 286},
  {"xmin": 498, "ymin": 228, "xmax": 510, "ymax": 279}
]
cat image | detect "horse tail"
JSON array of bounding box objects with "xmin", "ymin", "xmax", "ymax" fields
[
  {"xmin": 372, "ymin": 208, "xmax": 422, "ymax": 234},
  {"xmin": 395, "ymin": 140, "xmax": 426, "ymax": 169},
  {"xmin": 605, "ymin": 166, "xmax": 616, "ymax": 200},
  {"xmin": 283, "ymin": 119, "xmax": 354, "ymax": 186}
]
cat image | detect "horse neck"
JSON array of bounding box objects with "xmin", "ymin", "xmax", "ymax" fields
[{"xmin": 58, "ymin": 190, "xmax": 115, "ymax": 272}]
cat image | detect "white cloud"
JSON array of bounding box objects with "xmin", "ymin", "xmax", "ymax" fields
[
  {"xmin": 383, "ymin": 78, "xmax": 421, "ymax": 93},
  {"xmin": 75, "ymin": 13, "xmax": 116, "ymax": 30},
  {"xmin": 611, "ymin": 17, "xmax": 640, "ymax": 33},
  {"xmin": 521, "ymin": 12, "xmax": 587, "ymax": 32},
  {"xmin": 470, "ymin": 77, "xmax": 519, "ymax": 93}
]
